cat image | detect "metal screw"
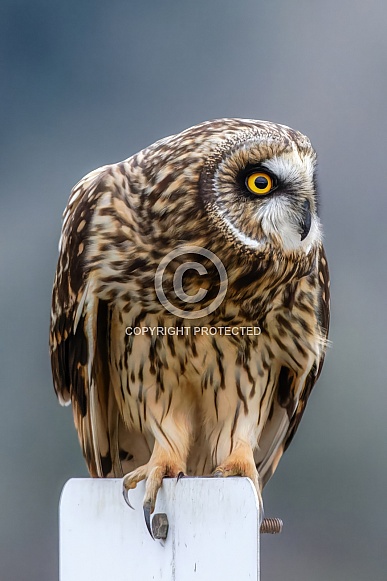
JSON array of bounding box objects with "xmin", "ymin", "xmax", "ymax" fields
[
  {"xmin": 260, "ymin": 517, "xmax": 283, "ymax": 534},
  {"xmin": 152, "ymin": 513, "xmax": 169, "ymax": 540},
  {"xmin": 151, "ymin": 513, "xmax": 281, "ymax": 538}
]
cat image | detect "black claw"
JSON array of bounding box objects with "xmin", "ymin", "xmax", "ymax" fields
[
  {"xmin": 143, "ymin": 502, "xmax": 154, "ymax": 539},
  {"xmin": 177, "ymin": 471, "xmax": 185, "ymax": 482}
]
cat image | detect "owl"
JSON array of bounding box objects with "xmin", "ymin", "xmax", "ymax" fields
[{"xmin": 50, "ymin": 118, "xmax": 330, "ymax": 534}]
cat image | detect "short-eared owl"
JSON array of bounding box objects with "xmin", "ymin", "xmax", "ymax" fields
[{"xmin": 50, "ymin": 118, "xmax": 330, "ymax": 531}]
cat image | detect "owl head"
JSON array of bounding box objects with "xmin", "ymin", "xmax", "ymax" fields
[
  {"xmin": 199, "ymin": 119, "xmax": 321, "ymax": 256},
  {"xmin": 135, "ymin": 119, "xmax": 321, "ymax": 259}
]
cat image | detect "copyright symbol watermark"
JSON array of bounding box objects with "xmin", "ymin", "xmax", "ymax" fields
[{"xmin": 154, "ymin": 245, "xmax": 228, "ymax": 319}]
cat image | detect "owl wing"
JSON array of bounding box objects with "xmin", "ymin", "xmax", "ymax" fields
[
  {"xmin": 282, "ymin": 246, "xmax": 330, "ymax": 452},
  {"xmin": 256, "ymin": 245, "xmax": 330, "ymax": 486},
  {"xmin": 50, "ymin": 167, "xmax": 148, "ymax": 477}
]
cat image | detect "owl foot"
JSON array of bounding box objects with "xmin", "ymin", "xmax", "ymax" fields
[
  {"xmin": 213, "ymin": 443, "xmax": 263, "ymax": 519},
  {"xmin": 122, "ymin": 458, "xmax": 186, "ymax": 537},
  {"xmin": 213, "ymin": 462, "xmax": 259, "ymax": 487}
]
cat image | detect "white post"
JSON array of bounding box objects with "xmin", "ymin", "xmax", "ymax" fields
[{"xmin": 60, "ymin": 477, "xmax": 261, "ymax": 580}]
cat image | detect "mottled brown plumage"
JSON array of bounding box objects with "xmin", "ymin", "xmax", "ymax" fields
[{"xmin": 50, "ymin": 118, "xmax": 330, "ymax": 526}]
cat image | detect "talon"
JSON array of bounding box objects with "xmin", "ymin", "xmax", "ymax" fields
[
  {"xmin": 143, "ymin": 501, "xmax": 154, "ymax": 539},
  {"xmin": 213, "ymin": 469, "xmax": 223, "ymax": 477},
  {"xmin": 122, "ymin": 464, "xmax": 148, "ymax": 510},
  {"xmin": 177, "ymin": 471, "xmax": 185, "ymax": 482},
  {"xmin": 122, "ymin": 486, "xmax": 135, "ymax": 510}
]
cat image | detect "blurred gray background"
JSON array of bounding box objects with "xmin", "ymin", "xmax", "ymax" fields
[{"xmin": 1, "ymin": 0, "xmax": 386, "ymax": 579}]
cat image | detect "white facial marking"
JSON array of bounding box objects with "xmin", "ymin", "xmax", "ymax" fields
[
  {"xmin": 221, "ymin": 212, "xmax": 265, "ymax": 250},
  {"xmin": 262, "ymin": 145, "xmax": 314, "ymax": 184},
  {"xmin": 258, "ymin": 197, "xmax": 322, "ymax": 253},
  {"xmin": 258, "ymin": 149, "xmax": 320, "ymax": 253}
]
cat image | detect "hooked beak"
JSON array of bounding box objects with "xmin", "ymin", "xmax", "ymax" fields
[{"xmin": 300, "ymin": 199, "xmax": 312, "ymax": 241}]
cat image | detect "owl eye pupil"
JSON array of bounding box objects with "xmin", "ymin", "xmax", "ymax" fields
[{"xmin": 254, "ymin": 176, "xmax": 269, "ymax": 189}]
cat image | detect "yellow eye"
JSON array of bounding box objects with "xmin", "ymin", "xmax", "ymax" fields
[{"xmin": 246, "ymin": 172, "xmax": 273, "ymax": 195}]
